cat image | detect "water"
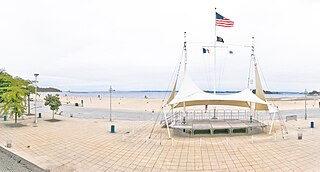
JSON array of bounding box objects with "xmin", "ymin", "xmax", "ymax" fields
[{"xmin": 40, "ymin": 91, "xmax": 170, "ymax": 99}]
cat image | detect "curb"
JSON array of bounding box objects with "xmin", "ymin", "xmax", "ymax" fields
[{"xmin": 0, "ymin": 146, "xmax": 48, "ymax": 172}]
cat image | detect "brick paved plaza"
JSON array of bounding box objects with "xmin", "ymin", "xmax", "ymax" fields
[{"xmin": 0, "ymin": 114, "xmax": 319, "ymax": 171}]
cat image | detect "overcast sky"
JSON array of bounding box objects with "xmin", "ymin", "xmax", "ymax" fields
[{"xmin": 1, "ymin": 0, "xmax": 319, "ymax": 92}]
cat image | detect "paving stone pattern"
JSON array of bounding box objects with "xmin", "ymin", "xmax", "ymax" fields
[{"xmin": 0, "ymin": 115, "xmax": 319, "ymax": 171}]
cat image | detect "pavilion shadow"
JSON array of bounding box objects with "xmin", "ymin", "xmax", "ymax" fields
[
  {"xmin": 45, "ymin": 119, "xmax": 62, "ymax": 122},
  {"xmin": 4, "ymin": 123, "xmax": 27, "ymax": 128}
]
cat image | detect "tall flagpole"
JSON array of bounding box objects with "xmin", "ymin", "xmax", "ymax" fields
[
  {"xmin": 214, "ymin": 8, "xmax": 217, "ymax": 95},
  {"xmin": 184, "ymin": 32, "xmax": 187, "ymax": 74},
  {"xmin": 183, "ymin": 32, "xmax": 187, "ymax": 126}
]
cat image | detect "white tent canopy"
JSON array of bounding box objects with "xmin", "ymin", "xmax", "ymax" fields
[{"xmin": 168, "ymin": 72, "xmax": 273, "ymax": 111}]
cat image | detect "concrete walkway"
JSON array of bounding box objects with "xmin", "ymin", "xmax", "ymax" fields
[{"xmin": 0, "ymin": 114, "xmax": 319, "ymax": 171}]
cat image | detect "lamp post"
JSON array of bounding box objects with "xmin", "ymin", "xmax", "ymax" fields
[
  {"xmin": 34, "ymin": 74, "xmax": 39, "ymax": 124},
  {"xmin": 109, "ymin": 85, "xmax": 115, "ymax": 121},
  {"xmin": 305, "ymin": 89, "xmax": 307, "ymax": 120}
]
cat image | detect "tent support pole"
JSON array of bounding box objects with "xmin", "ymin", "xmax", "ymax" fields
[
  {"xmin": 249, "ymin": 102, "xmax": 253, "ymax": 123},
  {"xmin": 269, "ymin": 112, "xmax": 276, "ymax": 134},
  {"xmin": 171, "ymin": 105, "xmax": 174, "ymax": 123},
  {"xmin": 164, "ymin": 111, "xmax": 171, "ymax": 139},
  {"xmin": 183, "ymin": 102, "xmax": 186, "ymax": 117}
]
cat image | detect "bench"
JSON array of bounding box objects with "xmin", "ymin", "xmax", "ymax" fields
[{"xmin": 286, "ymin": 115, "xmax": 297, "ymax": 121}]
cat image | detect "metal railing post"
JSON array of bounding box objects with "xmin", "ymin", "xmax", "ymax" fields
[{"xmin": 231, "ymin": 110, "xmax": 233, "ymax": 119}]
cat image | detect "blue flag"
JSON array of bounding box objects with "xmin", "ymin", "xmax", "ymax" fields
[{"xmin": 202, "ymin": 48, "xmax": 210, "ymax": 54}]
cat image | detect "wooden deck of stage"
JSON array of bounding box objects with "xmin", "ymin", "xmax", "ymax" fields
[{"xmin": 172, "ymin": 119, "xmax": 267, "ymax": 136}]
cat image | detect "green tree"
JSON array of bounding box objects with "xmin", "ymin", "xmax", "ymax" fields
[
  {"xmin": 0, "ymin": 71, "xmax": 29, "ymax": 123},
  {"xmin": 0, "ymin": 70, "xmax": 12, "ymax": 102},
  {"xmin": 44, "ymin": 94, "xmax": 62, "ymax": 119},
  {"xmin": 25, "ymin": 83, "xmax": 35, "ymax": 115}
]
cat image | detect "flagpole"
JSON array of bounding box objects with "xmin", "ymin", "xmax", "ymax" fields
[
  {"xmin": 184, "ymin": 32, "xmax": 187, "ymax": 74},
  {"xmin": 214, "ymin": 7, "xmax": 217, "ymax": 95}
]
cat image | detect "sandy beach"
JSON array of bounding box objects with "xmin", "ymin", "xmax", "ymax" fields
[
  {"xmin": 29, "ymin": 94, "xmax": 319, "ymax": 122},
  {"xmin": 37, "ymin": 94, "xmax": 320, "ymax": 112}
]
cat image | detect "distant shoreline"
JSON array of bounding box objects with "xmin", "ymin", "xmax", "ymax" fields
[
  {"xmin": 37, "ymin": 87, "xmax": 61, "ymax": 92},
  {"xmin": 61, "ymin": 90, "xmax": 305, "ymax": 94}
]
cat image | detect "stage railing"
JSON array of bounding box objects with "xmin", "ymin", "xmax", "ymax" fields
[{"xmin": 169, "ymin": 109, "xmax": 269, "ymax": 125}]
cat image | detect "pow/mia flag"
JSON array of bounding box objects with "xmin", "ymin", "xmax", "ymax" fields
[{"xmin": 217, "ymin": 36, "xmax": 224, "ymax": 43}]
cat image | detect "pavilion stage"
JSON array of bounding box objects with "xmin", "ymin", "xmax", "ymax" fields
[{"xmin": 172, "ymin": 119, "xmax": 267, "ymax": 137}]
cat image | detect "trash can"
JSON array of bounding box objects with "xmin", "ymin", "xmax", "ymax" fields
[
  {"xmin": 111, "ymin": 125, "xmax": 115, "ymax": 133},
  {"xmin": 311, "ymin": 121, "xmax": 314, "ymax": 128},
  {"xmin": 4, "ymin": 116, "xmax": 7, "ymax": 121},
  {"xmin": 38, "ymin": 113, "xmax": 42, "ymax": 118},
  {"xmin": 298, "ymin": 132, "xmax": 302, "ymax": 140}
]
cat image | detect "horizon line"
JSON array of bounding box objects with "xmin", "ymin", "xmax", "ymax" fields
[{"xmin": 56, "ymin": 90, "xmax": 306, "ymax": 94}]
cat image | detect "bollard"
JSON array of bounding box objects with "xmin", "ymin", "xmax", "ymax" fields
[
  {"xmin": 6, "ymin": 140, "xmax": 12, "ymax": 148},
  {"xmin": 310, "ymin": 121, "xmax": 314, "ymax": 128},
  {"xmin": 251, "ymin": 135, "xmax": 254, "ymax": 144},
  {"xmin": 110, "ymin": 125, "xmax": 115, "ymax": 133},
  {"xmin": 4, "ymin": 116, "xmax": 7, "ymax": 121},
  {"xmin": 38, "ymin": 113, "xmax": 42, "ymax": 118},
  {"xmin": 298, "ymin": 132, "xmax": 302, "ymax": 140}
]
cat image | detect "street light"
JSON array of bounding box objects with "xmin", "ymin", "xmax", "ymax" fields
[
  {"xmin": 109, "ymin": 85, "xmax": 115, "ymax": 121},
  {"xmin": 34, "ymin": 73, "xmax": 39, "ymax": 124},
  {"xmin": 305, "ymin": 89, "xmax": 307, "ymax": 120}
]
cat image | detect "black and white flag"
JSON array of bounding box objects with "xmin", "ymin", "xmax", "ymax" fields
[{"xmin": 217, "ymin": 36, "xmax": 224, "ymax": 43}]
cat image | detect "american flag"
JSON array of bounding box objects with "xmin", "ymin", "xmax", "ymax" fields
[{"xmin": 216, "ymin": 12, "xmax": 234, "ymax": 27}]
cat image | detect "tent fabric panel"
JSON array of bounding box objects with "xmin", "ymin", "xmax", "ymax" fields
[
  {"xmin": 167, "ymin": 80, "xmax": 177, "ymax": 104},
  {"xmin": 255, "ymin": 103, "xmax": 269, "ymax": 111},
  {"xmin": 174, "ymin": 100, "xmax": 250, "ymax": 108},
  {"xmin": 255, "ymin": 64, "xmax": 266, "ymax": 100}
]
